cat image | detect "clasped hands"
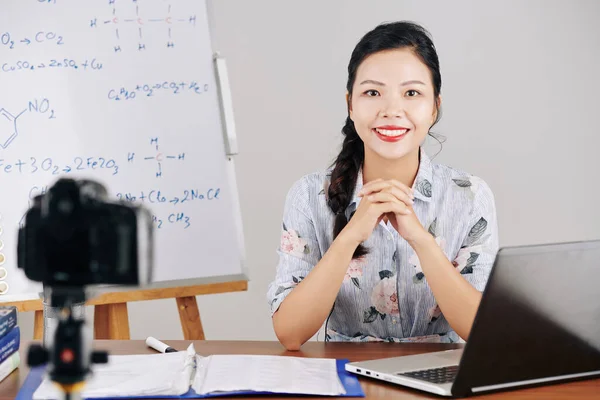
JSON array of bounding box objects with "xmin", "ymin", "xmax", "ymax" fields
[{"xmin": 342, "ymin": 179, "xmax": 430, "ymax": 246}]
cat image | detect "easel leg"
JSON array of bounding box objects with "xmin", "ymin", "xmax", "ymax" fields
[
  {"xmin": 33, "ymin": 310, "xmax": 44, "ymax": 340},
  {"xmin": 94, "ymin": 303, "xmax": 130, "ymax": 339},
  {"xmin": 176, "ymin": 296, "xmax": 205, "ymax": 340}
]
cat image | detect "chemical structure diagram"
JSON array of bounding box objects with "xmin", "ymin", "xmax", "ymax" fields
[
  {"xmin": 90, "ymin": 0, "xmax": 197, "ymax": 52},
  {"xmin": 127, "ymin": 137, "xmax": 185, "ymax": 178},
  {"xmin": 0, "ymin": 98, "xmax": 55, "ymax": 150},
  {"xmin": 0, "ymin": 108, "xmax": 25, "ymax": 150}
]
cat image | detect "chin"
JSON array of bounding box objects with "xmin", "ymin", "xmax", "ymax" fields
[
  {"xmin": 369, "ymin": 140, "xmax": 416, "ymax": 161},
  {"xmin": 377, "ymin": 150, "xmax": 413, "ymax": 161}
]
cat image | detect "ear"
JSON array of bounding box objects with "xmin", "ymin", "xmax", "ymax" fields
[
  {"xmin": 346, "ymin": 92, "xmax": 353, "ymax": 120},
  {"xmin": 432, "ymin": 95, "xmax": 442, "ymax": 123}
]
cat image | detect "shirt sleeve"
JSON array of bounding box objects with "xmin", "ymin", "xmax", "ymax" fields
[
  {"xmin": 452, "ymin": 177, "xmax": 499, "ymax": 292},
  {"xmin": 266, "ymin": 177, "xmax": 322, "ymax": 316}
]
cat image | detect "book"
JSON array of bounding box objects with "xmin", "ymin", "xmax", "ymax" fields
[
  {"xmin": 20, "ymin": 344, "xmax": 364, "ymax": 399},
  {"xmin": 0, "ymin": 352, "xmax": 20, "ymax": 383},
  {"xmin": 0, "ymin": 306, "xmax": 17, "ymax": 341},
  {"xmin": 0, "ymin": 325, "xmax": 19, "ymax": 365}
]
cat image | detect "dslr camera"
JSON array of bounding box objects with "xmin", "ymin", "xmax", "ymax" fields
[{"xmin": 17, "ymin": 178, "xmax": 154, "ymax": 398}]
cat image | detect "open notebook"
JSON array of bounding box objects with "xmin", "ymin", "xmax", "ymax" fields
[{"xmin": 19, "ymin": 344, "xmax": 364, "ymax": 399}]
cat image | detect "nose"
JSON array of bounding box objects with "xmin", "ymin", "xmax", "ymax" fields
[{"xmin": 379, "ymin": 94, "xmax": 405, "ymax": 118}]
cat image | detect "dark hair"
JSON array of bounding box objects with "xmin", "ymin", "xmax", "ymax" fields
[{"xmin": 327, "ymin": 21, "xmax": 443, "ymax": 258}]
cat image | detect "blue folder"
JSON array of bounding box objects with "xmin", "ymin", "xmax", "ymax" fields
[{"xmin": 17, "ymin": 359, "xmax": 365, "ymax": 399}]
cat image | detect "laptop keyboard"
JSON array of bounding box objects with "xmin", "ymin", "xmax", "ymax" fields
[{"xmin": 398, "ymin": 365, "xmax": 459, "ymax": 384}]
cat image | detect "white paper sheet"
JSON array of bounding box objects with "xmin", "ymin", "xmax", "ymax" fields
[
  {"xmin": 32, "ymin": 345, "xmax": 196, "ymax": 399},
  {"xmin": 32, "ymin": 344, "xmax": 346, "ymax": 399},
  {"xmin": 193, "ymin": 354, "xmax": 346, "ymax": 396}
]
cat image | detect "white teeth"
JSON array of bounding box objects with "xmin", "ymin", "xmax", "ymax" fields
[{"xmin": 374, "ymin": 128, "xmax": 408, "ymax": 137}]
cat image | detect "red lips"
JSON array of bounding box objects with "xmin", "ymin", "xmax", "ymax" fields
[{"xmin": 372, "ymin": 127, "xmax": 410, "ymax": 143}]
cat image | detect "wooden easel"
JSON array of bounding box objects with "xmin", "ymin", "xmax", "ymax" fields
[{"xmin": 3, "ymin": 280, "xmax": 247, "ymax": 340}]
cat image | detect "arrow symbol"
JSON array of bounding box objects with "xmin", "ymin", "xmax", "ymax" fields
[
  {"xmin": 63, "ymin": 166, "xmax": 71, "ymax": 173},
  {"xmin": 170, "ymin": 197, "xmax": 180, "ymax": 205},
  {"xmin": 20, "ymin": 38, "xmax": 31, "ymax": 45}
]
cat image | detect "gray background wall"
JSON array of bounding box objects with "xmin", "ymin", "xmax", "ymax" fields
[{"xmin": 18, "ymin": 0, "xmax": 600, "ymax": 341}]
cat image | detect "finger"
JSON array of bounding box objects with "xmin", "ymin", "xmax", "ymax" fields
[
  {"xmin": 386, "ymin": 179, "xmax": 416, "ymax": 198},
  {"xmin": 362, "ymin": 184, "xmax": 414, "ymax": 205},
  {"xmin": 359, "ymin": 180, "xmax": 388, "ymax": 196},
  {"xmin": 373, "ymin": 201, "xmax": 412, "ymax": 216},
  {"xmin": 360, "ymin": 180, "xmax": 414, "ymax": 199},
  {"xmin": 379, "ymin": 202, "xmax": 412, "ymax": 216},
  {"xmin": 377, "ymin": 186, "xmax": 415, "ymax": 206},
  {"xmin": 367, "ymin": 191, "xmax": 413, "ymax": 207},
  {"xmin": 358, "ymin": 179, "xmax": 384, "ymax": 196}
]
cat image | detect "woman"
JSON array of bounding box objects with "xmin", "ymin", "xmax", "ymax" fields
[{"xmin": 267, "ymin": 21, "xmax": 499, "ymax": 350}]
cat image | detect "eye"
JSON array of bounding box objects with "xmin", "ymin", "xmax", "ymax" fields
[
  {"xmin": 406, "ymin": 89, "xmax": 420, "ymax": 97},
  {"xmin": 363, "ymin": 89, "xmax": 380, "ymax": 97}
]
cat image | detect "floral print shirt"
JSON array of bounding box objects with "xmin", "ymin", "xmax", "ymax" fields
[{"xmin": 267, "ymin": 148, "xmax": 499, "ymax": 343}]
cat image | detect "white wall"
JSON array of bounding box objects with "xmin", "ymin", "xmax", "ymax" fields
[{"xmin": 18, "ymin": 0, "xmax": 600, "ymax": 341}]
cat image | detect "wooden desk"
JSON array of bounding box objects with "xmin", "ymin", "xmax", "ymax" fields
[{"xmin": 2, "ymin": 340, "xmax": 599, "ymax": 399}]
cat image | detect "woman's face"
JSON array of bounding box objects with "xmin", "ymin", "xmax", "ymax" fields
[{"xmin": 349, "ymin": 48, "xmax": 439, "ymax": 161}]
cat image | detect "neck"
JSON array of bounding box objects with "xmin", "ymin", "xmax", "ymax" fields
[{"xmin": 362, "ymin": 147, "xmax": 421, "ymax": 188}]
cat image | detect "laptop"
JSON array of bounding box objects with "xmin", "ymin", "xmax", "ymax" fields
[{"xmin": 345, "ymin": 240, "xmax": 600, "ymax": 397}]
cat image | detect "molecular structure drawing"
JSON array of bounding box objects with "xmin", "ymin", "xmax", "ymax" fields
[
  {"xmin": 0, "ymin": 99, "xmax": 55, "ymax": 150},
  {"xmin": 128, "ymin": 137, "xmax": 185, "ymax": 178},
  {"xmin": 0, "ymin": 108, "xmax": 26, "ymax": 150},
  {"xmin": 90, "ymin": 1, "xmax": 197, "ymax": 52}
]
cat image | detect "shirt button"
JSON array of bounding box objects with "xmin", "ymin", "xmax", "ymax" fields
[{"xmin": 392, "ymin": 318, "xmax": 397, "ymax": 324}]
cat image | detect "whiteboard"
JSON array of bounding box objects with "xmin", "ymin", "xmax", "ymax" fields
[{"xmin": 0, "ymin": 0, "xmax": 246, "ymax": 302}]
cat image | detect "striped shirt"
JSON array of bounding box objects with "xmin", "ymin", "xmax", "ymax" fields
[{"xmin": 267, "ymin": 148, "xmax": 499, "ymax": 343}]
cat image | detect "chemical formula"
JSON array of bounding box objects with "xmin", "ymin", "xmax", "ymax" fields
[
  {"xmin": 1, "ymin": 31, "xmax": 64, "ymax": 50},
  {"xmin": 107, "ymin": 80, "xmax": 209, "ymax": 102},
  {"xmin": 1, "ymin": 58, "xmax": 103, "ymax": 74},
  {"xmin": 91, "ymin": 1, "xmax": 197, "ymax": 52},
  {"xmin": 0, "ymin": 156, "xmax": 119, "ymax": 176}
]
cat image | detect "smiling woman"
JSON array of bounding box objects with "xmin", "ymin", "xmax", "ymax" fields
[{"xmin": 267, "ymin": 21, "xmax": 499, "ymax": 351}]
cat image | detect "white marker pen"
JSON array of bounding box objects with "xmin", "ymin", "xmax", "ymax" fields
[{"xmin": 146, "ymin": 336, "xmax": 177, "ymax": 353}]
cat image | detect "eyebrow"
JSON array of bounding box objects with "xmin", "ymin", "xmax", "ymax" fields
[{"xmin": 359, "ymin": 79, "xmax": 426, "ymax": 86}]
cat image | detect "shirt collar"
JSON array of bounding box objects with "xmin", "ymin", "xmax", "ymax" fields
[
  {"xmin": 413, "ymin": 147, "xmax": 434, "ymax": 202},
  {"xmin": 349, "ymin": 147, "xmax": 434, "ymax": 211}
]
